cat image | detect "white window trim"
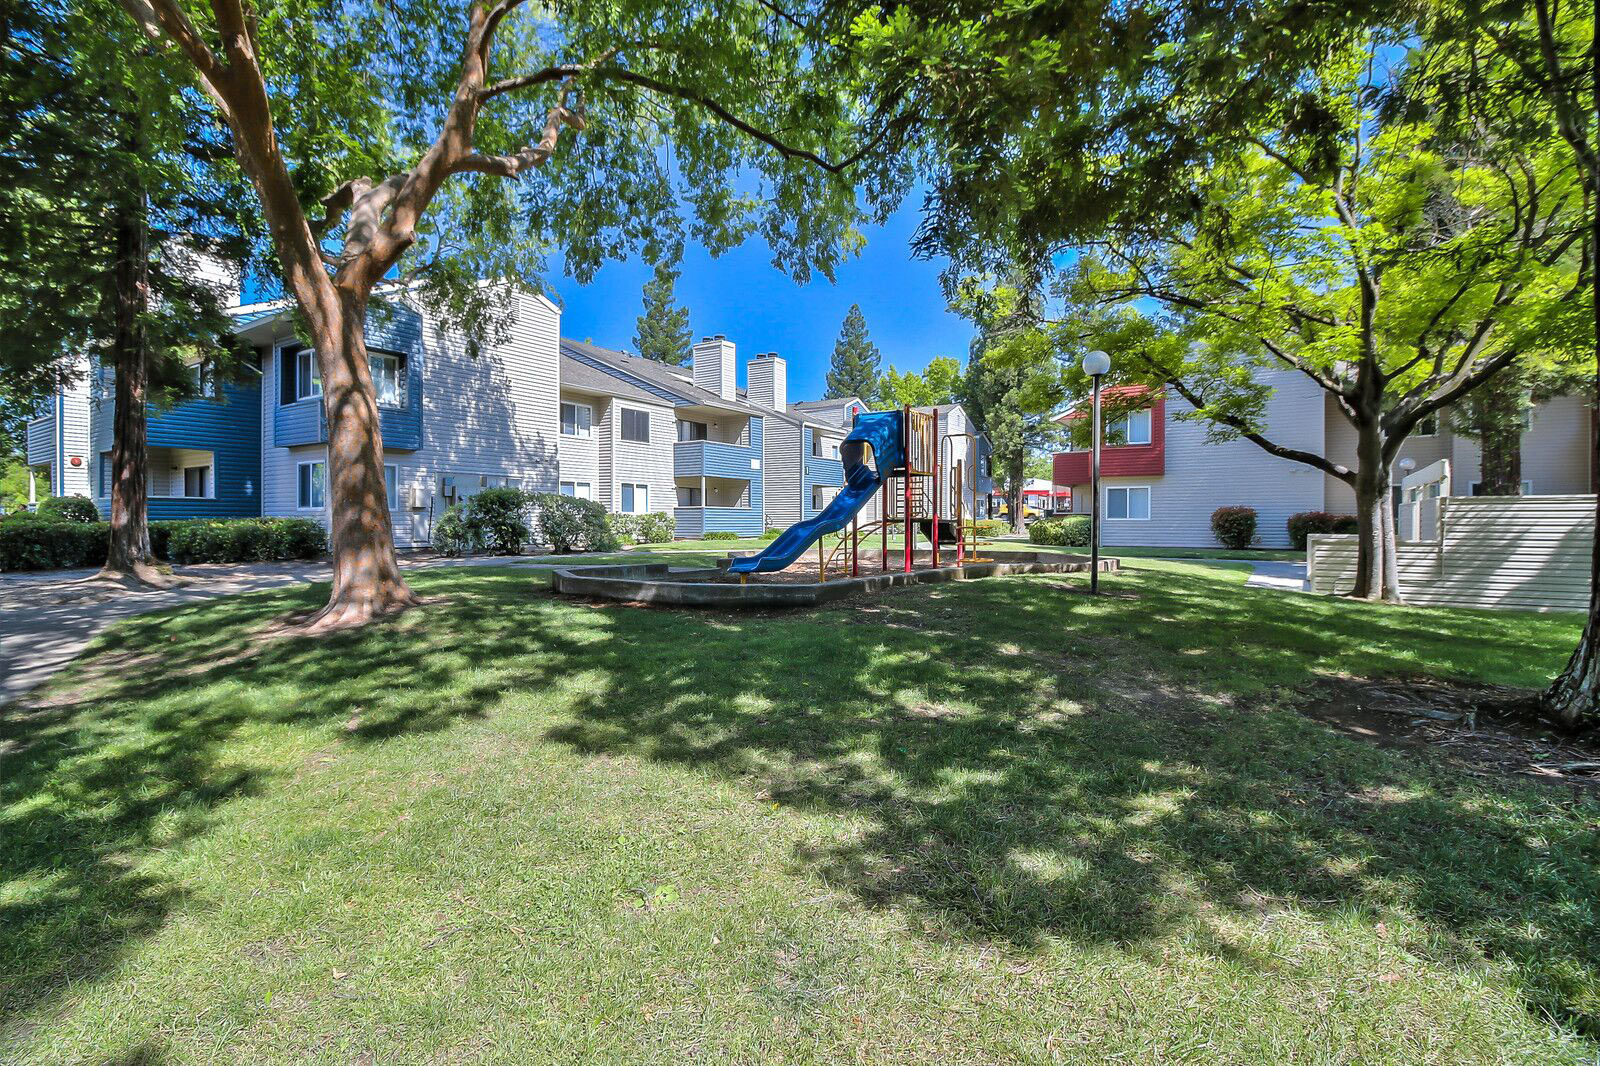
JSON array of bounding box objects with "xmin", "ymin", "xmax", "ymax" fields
[
  {"xmin": 1413, "ymin": 412, "xmax": 1439, "ymax": 438},
  {"xmin": 294, "ymin": 348, "xmax": 321, "ymax": 401},
  {"xmin": 370, "ymin": 352, "xmax": 404, "ymax": 409},
  {"xmin": 619, "ymin": 407, "xmax": 651, "ymax": 444},
  {"xmin": 559, "ymin": 480, "xmax": 593, "ymax": 501},
  {"xmin": 384, "ymin": 464, "xmax": 400, "ymax": 510},
  {"xmin": 297, "ymin": 460, "xmax": 327, "ymax": 510},
  {"xmin": 620, "ymin": 482, "xmax": 649, "ymax": 514},
  {"xmin": 1105, "ymin": 485, "xmax": 1151, "ymax": 521},
  {"xmin": 560, "ymin": 401, "xmax": 594, "ymax": 439},
  {"xmin": 182, "ymin": 464, "xmax": 215, "ymax": 500}
]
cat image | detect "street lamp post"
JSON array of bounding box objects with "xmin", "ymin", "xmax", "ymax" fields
[{"xmin": 1082, "ymin": 350, "xmax": 1112, "ymax": 594}]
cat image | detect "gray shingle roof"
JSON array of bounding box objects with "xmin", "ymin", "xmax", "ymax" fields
[
  {"xmin": 558, "ymin": 354, "xmax": 666, "ymax": 406},
  {"xmin": 561, "ymin": 338, "xmax": 771, "ymax": 418}
]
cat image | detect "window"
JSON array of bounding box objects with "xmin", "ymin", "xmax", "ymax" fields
[
  {"xmin": 385, "ymin": 464, "xmax": 399, "ymax": 510},
  {"xmin": 561, "ymin": 401, "xmax": 593, "ymax": 438},
  {"xmin": 812, "ymin": 486, "xmax": 837, "ymax": 511},
  {"xmin": 183, "ymin": 465, "xmax": 211, "ymax": 499},
  {"xmin": 297, "ymin": 461, "xmax": 326, "ymax": 509},
  {"xmin": 1110, "ymin": 409, "xmax": 1152, "ymax": 446},
  {"xmin": 559, "ymin": 481, "xmax": 592, "ymax": 500},
  {"xmin": 295, "ymin": 349, "xmax": 321, "ymax": 400},
  {"xmin": 1106, "ymin": 485, "xmax": 1151, "ymax": 520},
  {"xmin": 1415, "ymin": 412, "xmax": 1438, "ymax": 436},
  {"xmin": 812, "ymin": 435, "xmax": 840, "ymax": 459},
  {"xmin": 677, "ymin": 485, "xmax": 703, "ymax": 507},
  {"xmin": 621, "ymin": 482, "xmax": 649, "ymax": 513},
  {"xmin": 677, "ymin": 419, "xmax": 708, "ymax": 442},
  {"xmin": 621, "ymin": 408, "xmax": 651, "ymax": 443},
  {"xmin": 98, "ymin": 453, "xmax": 111, "ymax": 497},
  {"xmin": 370, "ymin": 352, "xmax": 404, "ymax": 407}
]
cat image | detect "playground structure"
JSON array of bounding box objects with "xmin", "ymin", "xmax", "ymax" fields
[{"xmin": 728, "ymin": 405, "xmax": 989, "ymax": 581}]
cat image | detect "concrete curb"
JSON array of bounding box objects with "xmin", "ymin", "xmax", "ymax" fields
[{"xmin": 549, "ymin": 551, "xmax": 1118, "ymax": 608}]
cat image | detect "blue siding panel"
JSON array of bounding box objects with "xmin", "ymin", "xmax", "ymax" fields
[
  {"xmin": 674, "ymin": 507, "xmax": 764, "ymax": 538},
  {"xmin": 674, "ymin": 439, "xmax": 762, "ymax": 480},
  {"xmin": 270, "ymin": 302, "xmax": 424, "ymax": 450},
  {"xmin": 801, "ymin": 426, "xmax": 845, "ymax": 517},
  {"xmin": 274, "ymin": 397, "xmax": 326, "ymax": 447},
  {"xmin": 141, "ymin": 377, "xmax": 263, "ymax": 518}
]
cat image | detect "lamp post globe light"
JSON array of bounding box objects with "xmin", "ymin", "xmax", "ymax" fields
[{"xmin": 1082, "ymin": 350, "xmax": 1111, "ymax": 593}]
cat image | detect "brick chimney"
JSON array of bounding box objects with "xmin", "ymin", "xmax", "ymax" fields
[
  {"xmin": 746, "ymin": 351, "xmax": 786, "ymax": 411},
  {"xmin": 692, "ymin": 335, "xmax": 736, "ymax": 400}
]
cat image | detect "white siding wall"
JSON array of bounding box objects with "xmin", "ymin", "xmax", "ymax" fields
[
  {"xmin": 1075, "ymin": 369, "xmax": 1328, "ymax": 548},
  {"xmin": 557, "ymin": 389, "xmax": 602, "ymax": 500},
  {"xmin": 261, "ymin": 291, "xmax": 563, "ymax": 547},
  {"xmin": 763, "ymin": 416, "xmax": 802, "ymax": 528},
  {"xmin": 58, "ymin": 371, "xmax": 93, "ymax": 498},
  {"xmin": 608, "ymin": 401, "xmax": 676, "ymax": 514}
]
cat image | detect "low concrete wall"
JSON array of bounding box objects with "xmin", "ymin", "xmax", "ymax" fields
[{"xmin": 550, "ymin": 550, "xmax": 1116, "ymax": 608}]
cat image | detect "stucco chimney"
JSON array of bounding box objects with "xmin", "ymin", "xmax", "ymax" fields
[
  {"xmin": 746, "ymin": 351, "xmax": 786, "ymax": 412},
  {"xmin": 692, "ymin": 335, "xmax": 737, "ymax": 400}
]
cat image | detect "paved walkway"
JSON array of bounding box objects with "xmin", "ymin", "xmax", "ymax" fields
[
  {"xmin": 1153, "ymin": 557, "xmax": 1309, "ymax": 591},
  {"xmin": 0, "ymin": 552, "xmax": 655, "ymax": 709}
]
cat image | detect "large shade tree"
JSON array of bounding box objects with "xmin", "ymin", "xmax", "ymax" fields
[{"xmin": 117, "ymin": 0, "xmax": 908, "ymax": 627}]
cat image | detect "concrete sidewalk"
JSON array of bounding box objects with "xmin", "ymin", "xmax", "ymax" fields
[
  {"xmin": 1151, "ymin": 557, "xmax": 1309, "ymax": 591},
  {"xmin": 0, "ymin": 552, "xmax": 663, "ymax": 708}
]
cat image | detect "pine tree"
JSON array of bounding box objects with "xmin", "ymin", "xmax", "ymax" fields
[
  {"xmin": 824, "ymin": 304, "xmax": 882, "ymax": 400},
  {"xmin": 633, "ymin": 262, "xmax": 692, "ymax": 365}
]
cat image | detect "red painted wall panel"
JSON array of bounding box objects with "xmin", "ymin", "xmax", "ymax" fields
[{"xmin": 1053, "ymin": 393, "xmax": 1166, "ymax": 484}]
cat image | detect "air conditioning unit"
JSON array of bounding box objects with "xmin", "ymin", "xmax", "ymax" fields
[
  {"xmin": 407, "ymin": 484, "xmax": 428, "ymax": 510},
  {"xmin": 439, "ymin": 476, "xmax": 457, "ymax": 501}
]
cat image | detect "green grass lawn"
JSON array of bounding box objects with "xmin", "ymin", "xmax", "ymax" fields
[{"xmin": 3, "ymin": 561, "xmax": 1596, "ymax": 1063}]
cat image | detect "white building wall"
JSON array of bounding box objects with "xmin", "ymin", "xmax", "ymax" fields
[
  {"xmin": 557, "ymin": 389, "xmax": 602, "ymax": 500},
  {"xmin": 261, "ymin": 290, "xmax": 562, "ymax": 547},
  {"xmin": 1076, "ymin": 369, "xmax": 1329, "ymax": 548},
  {"xmin": 608, "ymin": 401, "xmax": 676, "ymax": 514}
]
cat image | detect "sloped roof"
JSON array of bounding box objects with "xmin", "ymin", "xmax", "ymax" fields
[
  {"xmin": 558, "ymin": 354, "xmax": 666, "ymax": 406},
  {"xmin": 561, "ymin": 338, "xmax": 771, "ymax": 418}
]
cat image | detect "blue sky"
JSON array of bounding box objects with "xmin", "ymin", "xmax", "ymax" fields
[{"xmin": 548, "ymin": 196, "xmax": 974, "ymax": 403}]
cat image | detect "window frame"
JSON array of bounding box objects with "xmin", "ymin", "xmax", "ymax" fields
[
  {"xmin": 559, "ymin": 480, "xmax": 593, "ymax": 500},
  {"xmin": 677, "ymin": 419, "xmax": 708, "ymax": 442},
  {"xmin": 369, "ymin": 351, "xmax": 404, "ymax": 408},
  {"xmin": 294, "ymin": 349, "xmax": 322, "ymax": 401},
  {"xmin": 182, "ymin": 465, "xmax": 213, "ymax": 499},
  {"xmin": 1111, "ymin": 409, "xmax": 1152, "ymax": 446},
  {"xmin": 677, "ymin": 484, "xmax": 703, "ymax": 507},
  {"xmin": 1105, "ymin": 485, "xmax": 1151, "ymax": 521},
  {"xmin": 1414, "ymin": 412, "xmax": 1439, "ymax": 437},
  {"xmin": 560, "ymin": 401, "xmax": 593, "ymax": 438},
  {"xmin": 620, "ymin": 482, "xmax": 649, "ymax": 514},
  {"xmin": 620, "ymin": 407, "xmax": 651, "ymax": 443},
  {"xmin": 297, "ymin": 460, "xmax": 327, "ymax": 510},
  {"xmin": 384, "ymin": 464, "xmax": 400, "ymax": 510}
]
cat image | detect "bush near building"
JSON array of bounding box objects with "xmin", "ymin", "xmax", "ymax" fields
[
  {"xmin": 1028, "ymin": 515, "xmax": 1091, "ymax": 547},
  {"xmin": 1210, "ymin": 506, "xmax": 1259, "ymax": 550},
  {"xmin": 1286, "ymin": 511, "xmax": 1360, "ymax": 550},
  {"xmin": 0, "ymin": 515, "xmax": 326, "ymax": 571}
]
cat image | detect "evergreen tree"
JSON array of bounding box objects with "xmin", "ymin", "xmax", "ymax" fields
[
  {"xmin": 632, "ymin": 263, "xmax": 692, "ymax": 365},
  {"xmin": 824, "ymin": 305, "xmax": 881, "ymax": 400}
]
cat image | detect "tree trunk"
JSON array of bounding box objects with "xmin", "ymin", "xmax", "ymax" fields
[
  {"xmin": 1475, "ymin": 374, "xmax": 1524, "ymax": 495},
  {"xmin": 1347, "ymin": 417, "xmax": 1400, "ymax": 601},
  {"xmin": 1540, "ymin": 0, "xmax": 1600, "ymax": 733},
  {"xmin": 301, "ymin": 288, "xmax": 418, "ymax": 630},
  {"xmin": 100, "ymin": 193, "xmax": 164, "ymax": 585},
  {"xmin": 1007, "ymin": 452, "xmax": 1026, "ymax": 534}
]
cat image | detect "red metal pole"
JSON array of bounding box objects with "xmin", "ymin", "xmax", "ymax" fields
[{"xmin": 903, "ymin": 405, "xmax": 913, "ymax": 573}]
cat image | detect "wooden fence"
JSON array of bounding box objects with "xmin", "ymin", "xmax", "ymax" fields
[{"xmin": 1308, "ymin": 495, "xmax": 1593, "ymax": 611}]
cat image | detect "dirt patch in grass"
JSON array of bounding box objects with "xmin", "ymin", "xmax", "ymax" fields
[{"xmin": 1298, "ymin": 676, "xmax": 1600, "ymax": 792}]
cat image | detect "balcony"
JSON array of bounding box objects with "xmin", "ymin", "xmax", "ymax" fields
[
  {"xmin": 674, "ymin": 505, "xmax": 764, "ymax": 539},
  {"xmin": 1053, "ymin": 395, "xmax": 1166, "ymax": 484},
  {"xmin": 274, "ymin": 396, "xmax": 422, "ymax": 450},
  {"xmin": 674, "ymin": 438, "xmax": 762, "ymax": 480}
]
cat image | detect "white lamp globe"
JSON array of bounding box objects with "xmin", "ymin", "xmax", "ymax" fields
[{"xmin": 1082, "ymin": 350, "xmax": 1112, "ymax": 377}]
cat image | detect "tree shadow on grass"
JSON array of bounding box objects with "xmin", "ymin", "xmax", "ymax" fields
[{"xmin": 1, "ymin": 564, "xmax": 1595, "ymax": 1044}]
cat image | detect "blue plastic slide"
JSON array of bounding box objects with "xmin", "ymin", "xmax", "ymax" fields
[{"xmin": 728, "ymin": 410, "xmax": 905, "ymax": 575}]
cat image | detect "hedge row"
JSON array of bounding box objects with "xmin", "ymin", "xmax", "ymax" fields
[
  {"xmin": 1286, "ymin": 511, "xmax": 1359, "ymax": 550},
  {"xmin": 1028, "ymin": 515, "xmax": 1092, "ymax": 547},
  {"xmin": 0, "ymin": 514, "xmax": 327, "ymax": 571},
  {"xmin": 433, "ymin": 489, "xmax": 626, "ymax": 556},
  {"xmin": 605, "ymin": 511, "xmax": 676, "ymax": 545}
]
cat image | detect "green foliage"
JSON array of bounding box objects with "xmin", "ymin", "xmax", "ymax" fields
[
  {"xmin": 36, "ymin": 494, "xmax": 99, "ymax": 523},
  {"xmin": 1286, "ymin": 512, "xmax": 1360, "ymax": 551},
  {"xmin": 607, "ymin": 511, "xmax": 676, "ymax": 545},
  {"xmin": 162, "ymin": 519, "xmax": 327, "ymax": 564},
  {"xmin": 763, "ymin": 528, "xmax": 784, "ymax": 538},
  {"xmin": 1028, "ymin": 515, "xmax": 1090, "ymax": 547},
  {"xmin": 823, "ymin": 305, "xmax": 882, "ymax": 401},
  {"xmin": 876, "ymin": 356, "xmax": 962, "ymax": 409},
  {"xmin": 0, "ymin": 516, "xmax": 325, "ymax": 570},
  {"xmin": 973, "ymin": 519, "xmax": 1009, "ymax": 537},
  {"xmin": 462, "ymin": 488, "xmax": 534, "ymax": 555},
  {"xmin": 703, "ymin": 531, "xmax": 742, "ymax": 541},
  {"xmin": 633, "ymin": 263, "xmax": 692, "ymax": 366},
  {"xmin": 432, "ymin": 504, "xmax": 474, "ymax": 557},
  {"xmin": 1209, "ymin": 507, "xmax": 1258, "ymax": 550},
  {"xmin": 533, "ymin": 494, "xmax": 620, "ymax": 554}
]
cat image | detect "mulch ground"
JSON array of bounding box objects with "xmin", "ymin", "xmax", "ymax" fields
[{"xmin": 1298, "ymin": 676, "xmax": 1600, "ymax": 792}]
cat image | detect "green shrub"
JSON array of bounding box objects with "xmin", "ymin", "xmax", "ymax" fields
[
  {"xmin": 162, "ymin": 518, "xmax": 327, "ymax": 563},
  {"xmin": 1028, "ymin": 515, "xmax": 1091, "ymax": 547},
  {"xmin": 763, "ymin": 528, "xmax": 784, "ymax": 538},
  {"xmin": 433, "ymin": 504, "xmax": 475, "ymax": 556},
  {"xmin": 606, "ymin": 512, "xmax": 640, "ymax": 544},
  {"xmin": 636, "ymin": 511, "xmax": 675, "ymax": 544},
  {"xmin": 1210, "ymin": 506, "xmax": 1258, "ymax": 550},
  {"xmin": 1286, "ymin": 511, "xmax": 1359, "ymax": 550},
  {"xmin": 37, "ymin": 495, "xmax": 100, "ymax": 523},
  {"xmin": 533, "ymin": 493, "xmax": 620, "ymax": 553},
  {"xmin": 703, "ymin": 530, "xmax": 741, "ymax": 541},
  {"xmin": 463, "ymin": 487, "xmax": 533, "ymax": 554},
  {"xmin": 974, "ymin": 519, "xmax": 1008, "ymax": 538},
  {"xmin": 0, "ymin": 519, "xmax": 107, "ymax": 570}
]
